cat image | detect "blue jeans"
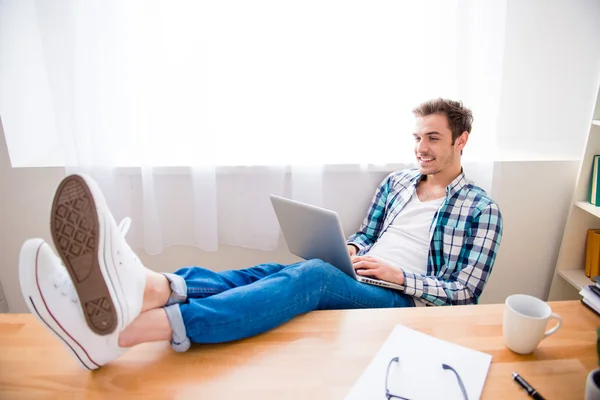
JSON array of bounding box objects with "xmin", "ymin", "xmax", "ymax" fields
[{"xmin": 162, "ymin": 259, "xmax": 415, "ymax": 351}]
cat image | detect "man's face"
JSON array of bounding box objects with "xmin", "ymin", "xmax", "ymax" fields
[{"xmin": 413, "ymin": 113, "xmax": 462, "ymax": 176}]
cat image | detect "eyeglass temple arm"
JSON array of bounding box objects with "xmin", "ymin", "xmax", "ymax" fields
[{"xmin": 442, "ymin": 364, "xmax": 469, "ymax": 400}]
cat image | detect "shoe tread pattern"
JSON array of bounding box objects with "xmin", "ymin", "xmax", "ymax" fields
[{"xmin": 51, "ymin": 176, "xmax": 117, "ymax": 335}]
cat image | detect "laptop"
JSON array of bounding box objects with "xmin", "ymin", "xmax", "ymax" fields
[{"xmin": 269, "ymin": 194, "xmax": 404, "ymax": 290}]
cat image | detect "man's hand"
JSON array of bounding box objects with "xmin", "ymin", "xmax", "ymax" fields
[
  {"xmin": 351, "ymin": 256, "xmax": 405, "ymax": 285},
  {"xmin": 347, "ymin": 244, "xmax": 358, "ymax": 258}
]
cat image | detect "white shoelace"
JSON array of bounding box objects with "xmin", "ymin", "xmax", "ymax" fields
[
  {"xmin": 53, "ymin": 272, "xmax": 78, "ymax": 303},
  {"xmin": 118, "ymin": 217, "xmax": 131, "ymax": 237},
  {"xmin": 116, "ymin": 216, "xmax": 141, "ymax": 264},
  {"xmin": 51, "ymin": 217, "xmax": 136, "ymax": 304}
]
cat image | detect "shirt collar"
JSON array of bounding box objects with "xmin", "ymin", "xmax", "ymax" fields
[{"xmin": 411, "ymin": 169, "xmax": 468, "ymax": 198}]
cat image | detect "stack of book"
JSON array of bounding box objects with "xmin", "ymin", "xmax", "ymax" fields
[{"xmin": 580, "ymin": 277, "xmax": 600, "ymax": 316}]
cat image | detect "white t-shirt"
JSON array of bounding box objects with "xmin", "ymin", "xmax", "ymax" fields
[{"xmin": 366, "ymin": 192, "xmax": 444, "ymax": 306}]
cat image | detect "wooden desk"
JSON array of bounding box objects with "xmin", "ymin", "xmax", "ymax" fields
[{"xmin": 0, "ymin": 300, "xmax": 598, "ymax": 399}]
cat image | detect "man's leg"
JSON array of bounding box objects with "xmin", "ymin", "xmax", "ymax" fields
[
  {"xmin": 125, "ymin": 262, "xmax": 299, "ymax": 348},
  {"xmin": 119, "ymin": 259, "xmax": 414, "ymax": 348},
  {"xmin": 118, "ymin": 262, "xmax": 298, "ymax": 347},
  {"xmin": 169, "ymin": 262, "xmax": 292, "ymax": 299},
  {"xmin": 117, "ymin": 262, "xmax": 293, "ymax": 347}
]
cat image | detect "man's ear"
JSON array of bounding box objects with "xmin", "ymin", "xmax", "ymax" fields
[{"xmin": 455, "ymin": 131, "xmax": 469, "ymax": 152}]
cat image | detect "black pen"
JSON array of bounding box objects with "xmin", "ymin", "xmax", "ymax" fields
[{"xmin": 512, "ymin": 372, "xmax": 545, "ymax": 400}]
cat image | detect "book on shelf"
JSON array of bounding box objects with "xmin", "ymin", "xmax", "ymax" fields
[
  {"xmin": 592, "ymin": 155, "xmax": 600, "ymax": 206},
  {"xmin": 585, "ymin": 229, "xmax": 600, "ymax": 277},
  {"xmin": 580, "ymin": 285, "xmax": 600, "ymax": 316}
]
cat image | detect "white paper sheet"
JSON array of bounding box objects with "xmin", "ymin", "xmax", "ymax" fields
[{"xmin": 345, "ymin": 325, "xmax": 492, "ymax": 400}]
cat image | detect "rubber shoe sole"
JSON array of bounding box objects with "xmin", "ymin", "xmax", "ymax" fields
[
  {"xmin": 19, "ymin": 239, "xmax": 99, "ymax": 370},
  {"xmin": 50, "ymin": 175, "xmax": 117, "ymax": 335}
]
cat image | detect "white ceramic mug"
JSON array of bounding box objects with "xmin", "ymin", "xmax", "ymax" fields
[
  {"xmin": 503, "ymin": 294, "xmax": 562, "ymax": 354},
  {"xmin": 586, "ymin": 368, "xmax": 600, "ymax": 400}
]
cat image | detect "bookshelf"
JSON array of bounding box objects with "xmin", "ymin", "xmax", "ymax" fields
[
  {"xmin": 548, "ymin": 86, "xmax": 600, "ymax": 300},
  {"xmin": 575, "ymin": 201, "xmax": 600, "ymax": 219},
  {"xmin": 558, "ymin": 269, "xmax": 594, "ymax": 291}
]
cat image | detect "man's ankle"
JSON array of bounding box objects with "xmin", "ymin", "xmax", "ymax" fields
[
  {"xmin": 118, "ymin": 308, "xmax": 172, "ymax": 348},
  {"xmin": 141, "ymin": 271, "xmax": 171, "ymax": 313},
  {"xmin": 117, "ymin": 329, "xmax": 136, "ymax": 348}
]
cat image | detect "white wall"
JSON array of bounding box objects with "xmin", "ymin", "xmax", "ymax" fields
[
  {"xmin": 483, "ymin": 161, "xmax": 578, "ymax": 303},
  {"xmin": 496, "ymin": 0, "xmax": 600, "ymax": 161}
]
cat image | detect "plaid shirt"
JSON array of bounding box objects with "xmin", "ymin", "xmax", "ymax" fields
[{"xmin": 347, "ymin": 168, "xmax": 503, "ymax": 306}]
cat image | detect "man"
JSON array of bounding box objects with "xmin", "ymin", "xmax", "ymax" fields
[{"xmin": 18, "ymin": 98, "xmax": 502, "ymax": 370}]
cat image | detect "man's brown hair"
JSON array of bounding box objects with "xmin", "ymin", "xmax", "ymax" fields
[{"xmin": 412, "ymin": 98, "xmax": 473, "ymax": 143}]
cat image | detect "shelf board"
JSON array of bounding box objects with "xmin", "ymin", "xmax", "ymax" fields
[
  {"xmin": 558, "ymin": 269, "xmax": 593, "ymax": 290},
  {"xmin": 575, "ymin": 201, "xmax": 600, "ymax": 218},
  {"xmin": 594, "ymin": 120, "xmax": 600, "ymax": 127}
]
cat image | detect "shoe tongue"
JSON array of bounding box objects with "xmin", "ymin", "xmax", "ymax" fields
[{"xmin": 118, "ymin": 217, "xmax": 132, "ymax": 237}]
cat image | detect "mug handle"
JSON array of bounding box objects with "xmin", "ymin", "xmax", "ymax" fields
[{"xmin": 544, "ymin": 313, "xmax": 562, "ymax": 338}]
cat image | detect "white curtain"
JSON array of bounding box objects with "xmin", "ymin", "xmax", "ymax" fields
[{"xmin": 0, "ymin": 0, "xmax": 506, "ymax": 254}]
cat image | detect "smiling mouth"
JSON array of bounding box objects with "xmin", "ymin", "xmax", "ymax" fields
[{"xmin": 418, "ymin": 156, "xmax": 435, "ymax": 163}]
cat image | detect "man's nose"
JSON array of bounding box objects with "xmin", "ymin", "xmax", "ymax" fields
[{"xmin": 416, "ymin": 139, "xmax": 428, "ymax": 153}]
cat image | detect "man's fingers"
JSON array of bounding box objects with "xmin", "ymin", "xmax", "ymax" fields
[
  {"xmin": 352, "ymin": 256, "xmax": 371, "ymax": 262},
  {"xmin": 353, "ymin": 261, "xmax": 375, "ymax": 270},
  {"xmin": 356, "ymin": 267, "xmax": 379, "ymax": 277}
]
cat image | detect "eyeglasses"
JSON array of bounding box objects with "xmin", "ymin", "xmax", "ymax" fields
[{"xmin": 384, "ymin": 356, "xmax": 469, "ymax": 400}]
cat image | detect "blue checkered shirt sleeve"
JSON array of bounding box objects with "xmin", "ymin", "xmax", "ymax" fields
[{"xmin": 402, "ymin": 202, "xmax": 503, "ymax": 306}]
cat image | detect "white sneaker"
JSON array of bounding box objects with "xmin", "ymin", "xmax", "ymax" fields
[
  {"xmin": 50, "ymin": 174, "xmax": 147, "ymax": 335},
  {"xmin": 19, "ymin": 239, "xmax": 128, "ymax": 370}
]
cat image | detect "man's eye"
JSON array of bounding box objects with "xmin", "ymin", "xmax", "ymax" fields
[{"xmin": 430, "ymin": 137, "xmax": 439, "ymax": 141}]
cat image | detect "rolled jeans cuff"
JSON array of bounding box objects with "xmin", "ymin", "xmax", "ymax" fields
[
  {"xmin": 164, "ymin": 304, "xmax": 191, "ymax": 352},
  {"xmin": 162, "ymin": 272, "xmax": 187, "ymax": 305}
]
